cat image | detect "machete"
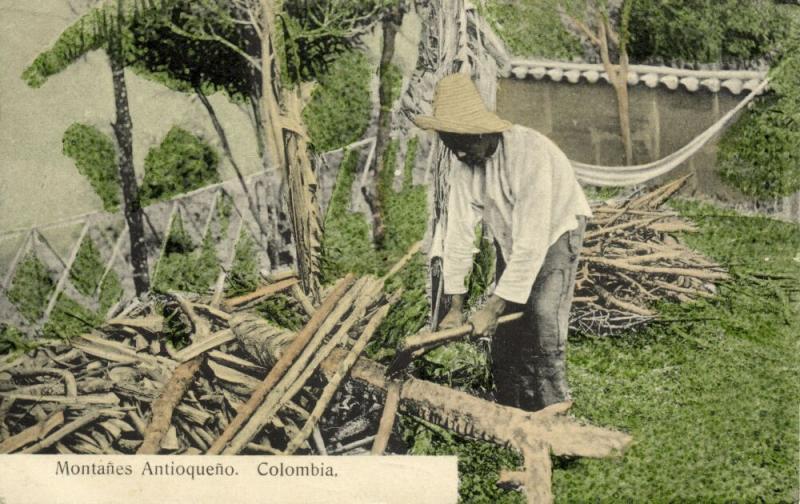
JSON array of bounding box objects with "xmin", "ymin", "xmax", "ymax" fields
[{"xmin": 385, "ymin": 312, "xmax": 524, "ymax": 378}]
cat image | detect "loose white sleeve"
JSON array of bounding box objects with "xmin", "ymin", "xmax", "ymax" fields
[
  {"xmin": 442, "ymin": 163, "xmax": 482, "ymax": 295},
  {"xmin": 493, "ymin": 146, "xmax": 554, "ymax": 304}
]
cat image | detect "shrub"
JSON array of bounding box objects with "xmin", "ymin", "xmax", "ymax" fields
[
  {"xmin": 152, "ymin": 214, "xmax": 219, "ymax": 293},
  {"xmin": 717, "ymin": 29, "xmax": 800, "ymax": 198},
  {"xmin": 69, "ymin": 237, "xmax": 105, "ymax": 296},
  {"xmin": 303, "ymin": 51, "xmax": 373, "ymax": 152},
  {"xmin": 8, "ymin": 254, "xmax": 54, "ymax": 322},
  {"xmin": 62, "ymin": 123, "xmax": 121, "ymax": 212},
  {"xmin": 140, "ymin": 127, "xmax": 220, "ymax": 205}
]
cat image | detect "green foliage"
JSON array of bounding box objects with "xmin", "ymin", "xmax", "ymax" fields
[
  {"xmin": 140, "ymin": 127, "xmax": 220, "ymax": 205},
  {"xmin": 555, "ymin": 200, "xmax": 799, "ymax": 501},
  {"xmin": 225, "ymin": 229, "xmax": 261, "ymax": 297},
  {"xmin": 69, "ymin": 238, "xmax": 106, "ymax": 297},
  {"xmin": 717, "ymin": 30, "xmax": 800, "ymax": 198},
  {"xmin": 0, "ymin": 325, "xmax": 35, "ymax": 356},
  {"xmin": 153, "ymin": 214, "xmax": 219, "ymax": 293},
  {"xmin": 483, "ymin": 0, "xmax": 583, "ymax": 59},
  {"xmin": 62, "ymin": 124, "xmax": 121, "ymax": 212},
  {"xmin": 303, "ymin": 52, "xmax": 374, "ymax": 152},
  {"xmin": 8, "ymin": 254, "xmax": 54, "ymax": 322},
  {"xmin": 320, "ymin": 150, "xmax": 381, "ymax": 283},
  {"xmin": 128, "ymin": 0, "xmax": 258, "ymax": 101},
  {"xmin": 254, "ymin": 295, "xmax": 307, "ymax": 332},
  {"xmin": 43, "ymin": 295, "xmax": 102, "ymax": 341},
  {"xmin": 627, "ymin": 0, "xmax": 789, "ymax": 64},
  {"xmin": 379, "ymin": 62, "xmax": 403, "ymax": 114},
  {"xmin": 99, "ymin": 271, "xmax": 124, "ymax": 314},
  {"xmin": 403, "ymin": 417, "xmax": 524, "ymax": 503},
  {"xmin": 22, "ymin": 1, "xmax": 166, "ymax": 87},
  {"xmin": 379, "ymin": 138, "xmax": 427, "ymax": 262},
  {"xmin": 278, "ymin": 0, "xmax": 391, "ymax": 85}
]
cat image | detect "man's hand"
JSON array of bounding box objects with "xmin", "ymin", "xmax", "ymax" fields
[
  {"xmin": 469, "ymin": 294, "xmax": 507, "ymax": 339},
  {"xmin": 439, "ymin": 294, "xmax": 465, "ymax": 330}
]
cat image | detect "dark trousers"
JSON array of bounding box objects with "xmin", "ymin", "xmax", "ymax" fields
[{"xmin": 492, "ymin": 217, "xmax": 586, "ymax": 411}]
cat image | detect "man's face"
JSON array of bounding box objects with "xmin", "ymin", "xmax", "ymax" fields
[{"xmin": 439, "ymin": 132, "xmax": 501, "ymax": 166}]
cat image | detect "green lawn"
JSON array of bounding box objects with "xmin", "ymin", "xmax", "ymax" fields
[
  {"xmin": 404, "ymin": 200, "xmax": 799, "ymax": 503},
  {"xmin": 557, "ymin": 200, "xmax": 800, "ymax": 502}
]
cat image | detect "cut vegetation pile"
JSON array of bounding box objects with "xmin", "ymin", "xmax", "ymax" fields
[{"xmin": 573, "ymin": 175, "xmax": 728, "ymax": 335}]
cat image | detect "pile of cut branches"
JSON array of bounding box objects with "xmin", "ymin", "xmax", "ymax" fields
[
  {"xmin": 0, "ymin": 243, "xmax": 419, "ymax": 457},
  {"xmin": 572, "ymin": 175, "xmax": 728, "ymax": 335}
]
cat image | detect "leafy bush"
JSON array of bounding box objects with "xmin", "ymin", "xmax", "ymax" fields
[
  {"xmin": 62, "ymin": 123, "xmax": 121, "ymax": 212},
  {"xmin": 43, "ymin": 295, "xmax": 102, "ymax": 341},
  {"xmin": 69, "ymin": 237, "xmax": 106, "ymax": 296},
  {"xmin": 8, "ymin": 254, "xmax": 54, "ymax": 322},
  {"xmin": 0, "ymin": 325, "xmax": 35, "ymax": 356},
  {"xmin": 717, "ymin": 28, "xmax": 800, "ymax": 198},
  {"xmin": 224, "ymin": 229, "xmax": 261, "ymax": 297},
  {"xmin": 140, "ymin": 127, "xmax": 220, "ymax": 205},
  {"xmin": 627, "ymin": 0, "xmax": 788, "ymax": 64},
  {"xmin": 152, "ymin": 214, "xmax": 219, "ymax": 293},
  {"xmin": 483, "ymin": 0, "xmax": 583, "ymax": 59},
  {"xmin": 303, "ymin": 51, "xmax": 373, "ymax": 152},
  {"xmin": 320, "ymin": 150, "xmax": 381, "ymax": 283}
]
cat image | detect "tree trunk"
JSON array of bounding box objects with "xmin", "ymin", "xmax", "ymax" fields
[
  {"xmin": 598, "ymin": 18, "xmax": 633, "ymax": 165},
  {"xmin": 362, "ymin": 5, "xmax": 404, "ymax": 246},
  {"xmin": 109, "ymin": 54, "xmax": 149, "ymax": 296},
  {"xmin": 196, "ymin": 89, "xmax": 280, "ymax": 265},
  {"xmin": 282, "ymin": 90, "xmax": 322, "ymax": 302},
  {"xmin": 260, "ymin": 0, "xmax": 322, "ymax": 302}
]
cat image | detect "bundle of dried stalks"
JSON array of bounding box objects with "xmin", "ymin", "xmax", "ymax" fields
[{"xmin": 572, "ymin": 175, "xmax": 727, "ymax": 335}]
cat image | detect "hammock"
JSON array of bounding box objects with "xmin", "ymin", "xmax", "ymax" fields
[{"xmin": 572, "ymin": 78, "xmax": 770, "ymax": 187}]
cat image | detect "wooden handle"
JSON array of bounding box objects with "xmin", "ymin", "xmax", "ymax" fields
[{"xmin": 402, "ymin": 312, "xmax": 524, "ymax": 353}]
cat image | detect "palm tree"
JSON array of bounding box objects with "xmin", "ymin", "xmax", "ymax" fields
[{"xmin": 23, "ymin": 0, "xmax": 169, "ymax": 295}]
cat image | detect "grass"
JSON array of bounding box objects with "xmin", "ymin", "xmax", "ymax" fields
[
  {"xmin": 554, "ymin": 200, "xmax": 800, "ymax": 502},
  {"xmin": 399, "ymin": 199, "xmax": 799, "ymax": 503}
]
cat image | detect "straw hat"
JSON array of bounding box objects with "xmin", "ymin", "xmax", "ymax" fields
[{"xmin": 413, "ymin": 73, "xmax": 512, "ymax": 134}]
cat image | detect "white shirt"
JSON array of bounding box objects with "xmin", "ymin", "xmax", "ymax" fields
[{"xmin": 441, "ymin": 125, "xmax": 593, "ymax": 304}]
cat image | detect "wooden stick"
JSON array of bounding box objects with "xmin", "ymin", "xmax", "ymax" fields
[
  {"xmin": 0, "ymin": 393, "xmax": 120, "ymax": 406},
  {"xmin": 222, "ymin": 277, "xmax": 373, "ymax": 454},
  {"xmin": 207, "ymin": 274, "xmax": 356, "ymax": 454},
  {"xmin": 174, "ymin": 329, "xmax": 235, "ymax": 362},
  {"xmin": 222, "ymin": 277, "xmax": 300, "ymax": 311},
  {"xmin": 584, "ymin": 217, "xmax": 662, "ymax": 241},
  {"xmin": 137, "ymin": 355, "xmax": 204, "ymax": 454},
  {"xmin": 22, "ymin": 409, "xmax": 125, "ymax": 453},
  {"xmin": 402, "ymin": 312, "xmax": 524, "ymax": 353},
  {"xmin": 371, "ymin": 380, "xmax": 401, "ymax": 455},
  {"xmin": 588, "ymin": 257, "xmax": 729, "ymax": 280},
  {"xmin": 290, "ymin": 283, "xmax": 316, "ymax": 317},
  {"xmin": 0, "ymin": 410, "xmax": 64, "ymax": 453},
  {"xmin": 284, "ymin": 301, "xmax": 394, "ymax": 454}
]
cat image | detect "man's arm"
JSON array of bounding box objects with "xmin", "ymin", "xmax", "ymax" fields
[
  {"xmin": 470, "ymin": 138, "xmax": 554, "ymax": 338},
  {"xmin": 439, "ymin": 163, "xmax": 482, "ymax": 329},
  {"xmin": 442, "ymin": 163, "xmax": 482, "ymax": 298}
]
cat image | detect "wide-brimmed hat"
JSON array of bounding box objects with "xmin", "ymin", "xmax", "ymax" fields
[{"xmin": 413, "ymin": 73, "xmax": 512, "ymax": 134}]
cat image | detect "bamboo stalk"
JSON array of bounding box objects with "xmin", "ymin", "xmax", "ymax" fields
[
  {"xmin": 222, "ymin": 276, "xmax": 374, "ymax": 454},
  {"xmin": 22, "ymin": 410, "xmax": 124, "ymax": 453}
]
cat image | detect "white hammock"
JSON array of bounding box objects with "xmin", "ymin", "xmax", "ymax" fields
[{"xmin": 572, "ymin": 78, "xmax": 770, "ymax": 187}]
